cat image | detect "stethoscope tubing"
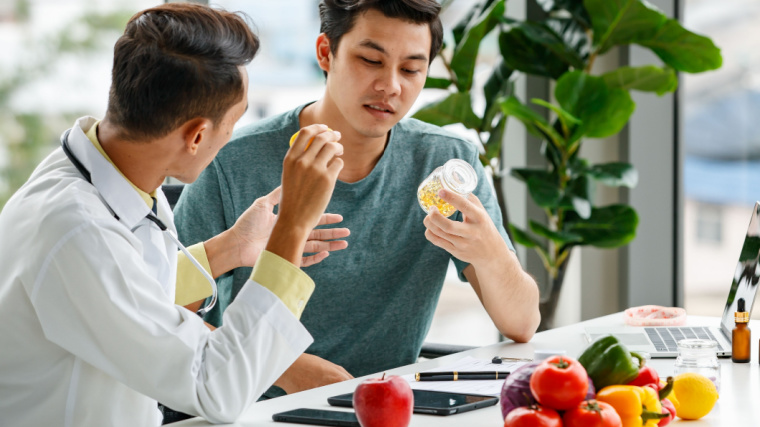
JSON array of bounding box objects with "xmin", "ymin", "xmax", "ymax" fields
[{"xmin": 60, "ymin": 129, "xmax": 218, "ymax": 316}]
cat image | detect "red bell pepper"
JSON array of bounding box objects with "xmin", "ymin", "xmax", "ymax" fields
[
  {"xmin": 628, "ymin": 365, "xmax": 660, "ymax": 390},
  {"xmin": 658, "ymin": 398, "xmax": 676, "ymax": 426}
]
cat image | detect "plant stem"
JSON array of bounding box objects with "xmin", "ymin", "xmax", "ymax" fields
[{"xmin": 584, "ymin": 51, "xmax": 597, "ymax": 74}]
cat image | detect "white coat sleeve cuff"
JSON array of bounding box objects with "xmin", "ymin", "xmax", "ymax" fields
[{"xmin": 229, "ymin": 279, "xmax": 313, "ymax": 351}]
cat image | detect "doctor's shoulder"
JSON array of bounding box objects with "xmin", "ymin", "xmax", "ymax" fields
[{"xmin": 11, "ymin": 168, "xmax": 130, "ymax": 246}]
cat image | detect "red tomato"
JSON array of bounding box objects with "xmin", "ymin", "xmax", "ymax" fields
[
  {"xmin": 504, "ymin": 405, "xmax": 562, "ymax": 427},
  {"xmin": 659, "ymin": 398, "xmax": 676, "ymax": 426},
  {"xmin": 529, "ymin": 355, "xmax": 589, "ymax": 410},
  {"xmin": 563, "ymin": 400, "xmax": 622, "ymax": 427}
]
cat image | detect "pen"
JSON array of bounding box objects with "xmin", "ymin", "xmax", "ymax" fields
[
  {"xmin": 492, "ymin": 356, "xmax": 533, "ymax": 364},
  {"xmin": 414, "ymin": 371, "xmax": 510, "ymax": 381}
]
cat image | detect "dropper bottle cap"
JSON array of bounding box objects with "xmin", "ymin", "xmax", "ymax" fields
[{"xmin": 735, "ymin": 298, "xmax": 749, "ymax": 323}]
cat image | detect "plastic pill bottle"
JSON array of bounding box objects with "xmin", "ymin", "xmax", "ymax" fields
[{"xmin": 417, "ymin": 159, "xmax": 478, "ymax": 217}]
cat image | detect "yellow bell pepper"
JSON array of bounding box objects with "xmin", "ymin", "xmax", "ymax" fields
[{"xmin": 596, "ymin": 385, "xmax": 668, "ymax": 427}]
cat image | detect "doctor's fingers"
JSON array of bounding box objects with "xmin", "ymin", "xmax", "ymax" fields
[
  {"xmin": 316, "ymin": 213, "xmax": 345, "ymax": 227},
  {"xmin": 303, "ymin": 238, "xmax": 348, "ymax": 254},
  {"xmin": 308, "ymin": 227, "xmax": 350, "ymax": 241},
  {"xmin": 289, "ymin": 124, "xmax": 332, "ymax": 153},
  {"xmin": 295, "ymin": 129, "xmax": 342, "ymax": 162},
  {"xmin": 311, "ymin": 140, "xmax": 344, "ymax": 169},
  {"xmin": 301, "ymin": 251, "xmax": 329, "ymax": 268}
]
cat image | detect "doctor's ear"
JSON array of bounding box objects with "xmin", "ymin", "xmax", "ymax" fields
[
  {"xmin": 316, "ymin": 33, "xmax": 332, "ymax": 73},
  {"xmin": 182, "ymin": 118, "xmax": 211, "ymax": 155}
]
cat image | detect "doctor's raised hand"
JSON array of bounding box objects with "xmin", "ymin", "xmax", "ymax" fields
[
  {"xmin": 198, "ymin": 125, "xmax": 346, "ymax": 280},
  {"xmin": 266, "ymin": 124, "xmax": 345, "ymax": 265}
]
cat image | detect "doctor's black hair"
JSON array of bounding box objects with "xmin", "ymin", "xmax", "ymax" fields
[
  {"xmin": 318, "ymin": 0, "xmax": 443, "ymax": 65},
  {"xmin": 105, "ymin": 3, "xmax": 258, "ymax": 141}
]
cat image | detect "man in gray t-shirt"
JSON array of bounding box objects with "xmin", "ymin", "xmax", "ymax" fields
[{"xmin": 175, "ymin": 0, "xmax": 540, "ymax": 399}]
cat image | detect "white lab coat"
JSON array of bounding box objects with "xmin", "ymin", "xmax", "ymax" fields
[{"xmin": 0, "ymin": 117, "xmax": 313, "ymax": 427}]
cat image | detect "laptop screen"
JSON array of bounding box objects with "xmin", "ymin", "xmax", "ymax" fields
[{"xmin": 720, "ymin": 202, "xmax": 760, "ymax": 338}]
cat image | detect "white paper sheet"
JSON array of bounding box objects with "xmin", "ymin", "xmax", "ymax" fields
[{"xmin": 402, "ymin": 356, "xmax": 529, "ymax": 396}]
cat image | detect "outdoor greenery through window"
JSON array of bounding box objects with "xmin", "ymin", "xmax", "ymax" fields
[{"xmin": 0, "ymin": 0, "xmax": 156, "ymax": 207}]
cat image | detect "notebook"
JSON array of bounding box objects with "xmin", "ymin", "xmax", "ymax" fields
[{"xmin": 584, "ymin": 201, "xmax": 760, "ymax": 358}]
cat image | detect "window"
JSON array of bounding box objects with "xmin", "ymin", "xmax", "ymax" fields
[
  {"xmin": 682, "ymin": 0, "xmax": 760, "ymax": 316},
  {"xmin": 695, "ymin": 203, "xmax": 722, "ymax": 244}
]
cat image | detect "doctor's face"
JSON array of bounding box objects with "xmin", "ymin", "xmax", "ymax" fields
[{"xmin": 320, "ymin": 9, "xmax": 431, "ymax": 139}]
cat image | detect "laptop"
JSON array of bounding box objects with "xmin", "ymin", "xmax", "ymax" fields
[{"xmin": 584, "ymin": 201, "xmax": 760, "ymax": 358}]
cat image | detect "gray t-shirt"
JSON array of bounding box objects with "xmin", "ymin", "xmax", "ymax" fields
[{"xmin": 174, "ymin": 103, "xmax": 512, "ymax": 390}]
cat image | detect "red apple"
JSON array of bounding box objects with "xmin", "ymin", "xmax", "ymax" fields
[{"xmin": 353, "ymin": 373, "xmax": 414, "ymax": 427}]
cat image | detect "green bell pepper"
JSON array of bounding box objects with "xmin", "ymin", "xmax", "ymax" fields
[{"xmin": 578, "ymin": 335, "xmax": 644, "ymax": 390}]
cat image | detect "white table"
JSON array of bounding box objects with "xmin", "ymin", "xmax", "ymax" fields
[{"xmin": 174, "ymin": 313, "xmax": 760, "ymax": 426}]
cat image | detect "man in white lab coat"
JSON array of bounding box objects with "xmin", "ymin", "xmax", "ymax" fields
[{"xmin": 0, "ymin": 3, "xmax": 346, "ymax": 426}]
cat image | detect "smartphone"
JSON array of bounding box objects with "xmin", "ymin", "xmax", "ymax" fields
[
  {"xmin": 327, "ymin": 389, "xmax": 498, "ymax": 416},
  {"xmin": 272, "ymin": 408, "xmax": 360, "ymax": 426}
]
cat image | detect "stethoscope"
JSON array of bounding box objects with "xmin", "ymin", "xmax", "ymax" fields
[{"xmin": 60, "ymin": 129, "xmax": 218, "ymax": 316}]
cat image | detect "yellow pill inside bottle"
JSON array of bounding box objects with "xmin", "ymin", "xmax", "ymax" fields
[{"xmin": 417, "ymin": 159, "xmax": 478, "ymax": 217}]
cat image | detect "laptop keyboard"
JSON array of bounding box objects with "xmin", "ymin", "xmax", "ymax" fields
[{"xmin": 644, "ymin": 327, "xmax": 725, "ymax": 352}]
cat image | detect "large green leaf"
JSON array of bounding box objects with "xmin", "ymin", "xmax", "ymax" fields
[
  {"xmin": 527, "ymin": 176, "xmax": 562, "ymax": 208},
  {"xmin": 412, "ymin": 92, "xmax": 481, "ymax": 130},
  {"xmin": 530, "ymin": 220, "xmax": 583, "ymax": 245},
  {"xmin": 554, "ymin": 175, "xmax": 593, "ymax": 219},
  {"xmin": 500, "ymin": 96, "xmax": 564, "ymax": 148},
  {"xmin": 423, "ymin": 77, "xmax": 453, "ymax": 90},
  {"xmin": 531, "ymin": 98, "xmax": 581, "ymax": 144},
  {"xmin": 483, "ymin": 60, "xmax": 514, "ymax": 131},
  {"xmin": 450, "ymin": 0, "xmax": 506, "ymax": 91},
  {"xmin": 452, "ymin": 4, "xmax": 478, "ymax": 46},
  {"xmin": 536, "ymin": 0, "xmax": 592, "ymax": 29},
  {"xmin": 510, "ymin": 168, "xmax": 562, "ymax": 208},
  {"xmin": 554, "ymin": 71, "xmax": 635, "ymax": 139},
  {"xmin": 587, "ymin": 162, "xmax": 639, "ymax": 187},
  {"xmin": 545, "ymin": 17, "xmax": 592, "ymax": 62},
  {"xmin": 541, "ymin": 139, "xmax": 562, "ymax": 170},
  {"xmin": 564, "ymin": 204, "xmax": 639, "ymax": 248},
  {"xmin": 509, "ymin": 224, "xmax": 542, "ymax": 251},
  {"xmin": 584, "ymin": 0, "xmax": 666, "ymax": 55},
  {"xmin": 516, "ymin": 21, "xmax": 586, "ymax": 70},
  {"xmin": 601, "ymin": 65, "xmax": 677, "ymax": 95},
  {"xmin": 499, "ymin": 23, "xmax": 572, "ymax": 80},
  {"xmin": 484, "ymin": 115, "xmax": 506, "ymax": 161},
  {"xmin": 639, "ymin": 19, "xmax": 722, "ymax": 73}
]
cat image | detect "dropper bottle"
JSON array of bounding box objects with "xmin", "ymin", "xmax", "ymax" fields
[{"xmin": 732, "ymin": 297, "xmax": 750, "ymax": 363}]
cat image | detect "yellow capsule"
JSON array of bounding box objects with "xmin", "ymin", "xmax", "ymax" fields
[{"xmin": 289, "ymin": 128, "xmax": 332, "ymax": 150}]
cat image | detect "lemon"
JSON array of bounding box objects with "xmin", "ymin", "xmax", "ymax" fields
[{"xmin": 672, "ymin": 372, "xmax": 718, "ymax": 420}]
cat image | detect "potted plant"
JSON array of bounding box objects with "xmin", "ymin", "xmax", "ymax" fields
[{"xmin": 413, "ymin": 0, "xmax": 721, "ymax": 330}]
